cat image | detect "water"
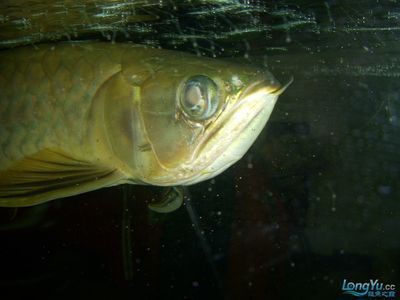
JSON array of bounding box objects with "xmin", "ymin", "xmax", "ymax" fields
[{"xmin": 0, "ymin": 1, "xmax": 399, "ymax": 299}]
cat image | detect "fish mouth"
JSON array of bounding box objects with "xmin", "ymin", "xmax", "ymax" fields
[
  {"xmin": 177, "ymin": 79, "xmax": 282, "ymax": 185},
  {"xmin": 194, "ymin": 81, "xmax": 279, "ymax": 153}
]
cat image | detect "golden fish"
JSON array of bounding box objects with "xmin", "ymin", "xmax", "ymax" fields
[{"xmin": 0, "ymin": 42, "xmax": 286, "ymax": 210}]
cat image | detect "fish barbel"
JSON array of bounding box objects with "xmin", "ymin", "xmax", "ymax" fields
[{"xmin": 0, "ymin": 42, "xmax": 286, "ymax": 207}]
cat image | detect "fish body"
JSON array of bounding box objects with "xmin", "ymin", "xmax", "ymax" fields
[{"xmin": 0, "ymin": 42, "xmax": 284, "ymax": 207}]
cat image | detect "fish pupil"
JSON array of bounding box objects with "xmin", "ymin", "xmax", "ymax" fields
[{"xmin": 186, "ymin": 84, "xmax": 206, "ymax": 115}]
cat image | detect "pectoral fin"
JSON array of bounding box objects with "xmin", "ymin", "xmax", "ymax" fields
[
  {"xmin": 148, "ymin": 186, "xmax": 184, "ymax": 213},
  {"xmin": 0, "ymin": 149, "xmax": 123, "ymax": 207}
]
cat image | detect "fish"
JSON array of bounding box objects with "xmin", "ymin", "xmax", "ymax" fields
[{"xmin": 0, "ymin": 42, "xmax": 287, "ymax": 211}]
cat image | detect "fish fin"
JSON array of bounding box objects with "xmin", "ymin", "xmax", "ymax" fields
[
  {"xmin": 148, "ymin": 186, "xmax": 184, "ymax": 213},
  {"xmin": 0, "ymin": 149, "xmax": 124, "ymax": 207}
]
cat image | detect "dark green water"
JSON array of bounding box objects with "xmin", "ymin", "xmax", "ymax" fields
[{"xmin": 0, "ymin": 1, "xmax": 399, "ymax": 299}]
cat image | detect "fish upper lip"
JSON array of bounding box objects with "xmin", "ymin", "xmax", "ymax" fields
[{"xmin": 238, "ymin": 79, "xmax": 281, "ymax": 102}]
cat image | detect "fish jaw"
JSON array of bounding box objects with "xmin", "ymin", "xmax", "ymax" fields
[
  {"xmin": 147, "ymin": 84, "xmax": 280, "ymax": 186},
  {"xmin": 184, "ymin": 86, "xmax": 279, "ymax": 184}
]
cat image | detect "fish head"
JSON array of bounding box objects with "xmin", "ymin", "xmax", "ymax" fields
[{"xmin": 134, "ymin": 54, "xmax": 286, "ymax": 185}]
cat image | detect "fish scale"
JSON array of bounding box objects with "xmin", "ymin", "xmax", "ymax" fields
[{"xmin": 0, "ymin": 43, "xmax": 123, "ymax": 171}]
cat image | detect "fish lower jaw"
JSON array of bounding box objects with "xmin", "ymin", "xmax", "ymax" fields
[
  {"xmin": 139, "ymin": 93, "xmax": 278, "ymax": 186},
  {"xmin": 183, "ymin": 94, "xmax": 278, "ymax": 184}
]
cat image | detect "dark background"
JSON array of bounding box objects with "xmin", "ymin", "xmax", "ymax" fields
[{"xmin": 0, "ymin": 1, "xmax": 399, "ymax": 299}]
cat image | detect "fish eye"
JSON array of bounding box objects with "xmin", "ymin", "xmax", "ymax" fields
[{"xmin": 180, "ymin": 75, "xmax": 219, "ymax": 121}]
